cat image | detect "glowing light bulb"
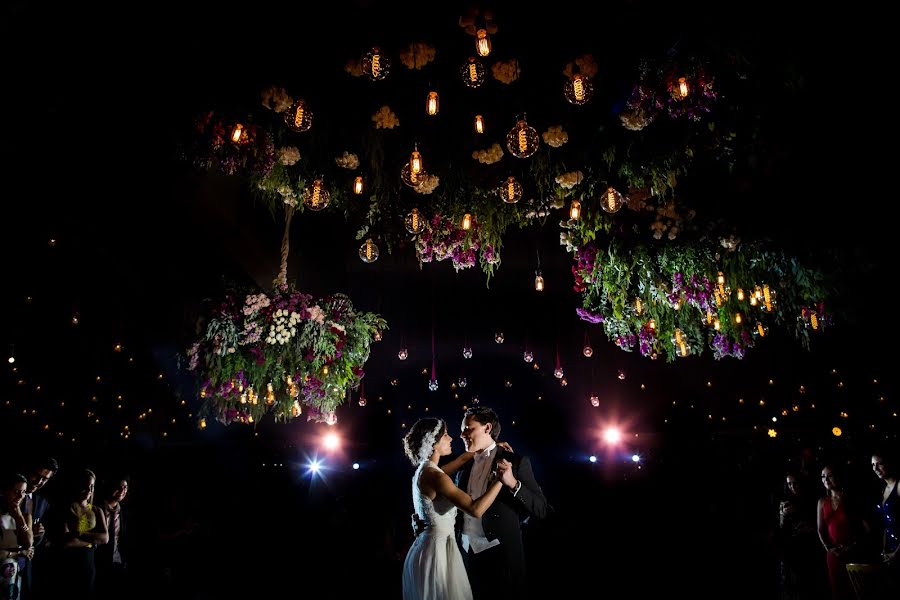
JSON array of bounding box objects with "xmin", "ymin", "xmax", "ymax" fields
[
  {"xmin": 475, "ymin": 28, "xmax": 491, "ymax": 57},
  {"xmin": 518, "ymin": 127, "xmax": 528, "ymax": 153},
  {"xmin": 635, "ymin": 298, "xmax": 643, "ymax": 315},
  {"xmin": 757, "ymin": 322, "xmax": 766, "ymax": 337},
  {"xmin": 231, "ymin": 123, "xmax": 243, "ymax": 143},
  {"xmin": 569, "ymin": 199, "xmax": 581, "ymax": 221},
  {"xmin": 737, "ymin": 288, "xmax": 745, "ymax": 301},
  {"xmin": 601, "ymin": 187, "xmax": 624, "ymax": 213},
  {"xmin": 534, "ymin": 271, "xmax": 544, "ymax": 292},
  {"xmin": 353, "ymin": 176, "xmax": 364, "ymax": 195},
  {"xmin": 475, "ymin": 115, "xmax": 485, "ymax": 134},
  {"xmin": 461, "ymin": 213, "xmax": 472, "ymax": 230},
  {"xmin": 359, "ymin": 238, "xmax": 379, "ymax": 263},
  {"xmin": 678, "ymin": 77, "xmax": 689, "ymax": 98},
  {"xmin": 426, "ymin": 91, "xmax": 439, "ymax": 116},
  {"xmin": 810, "ymin": 312, "xmax": 819, "ymax": 330},
  {"xmin": 735, "ymin": 312, "xmax": 742, "ymax": 324},
  {"xmin": 411, "ymin": 150, "xmax": 422, "ymax": 175}
]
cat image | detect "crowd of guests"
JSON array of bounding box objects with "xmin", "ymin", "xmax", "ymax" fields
[
  {"xmin": 775, "ymin": 448, "xmax": 899, "ymax": 599},
  {"xmin": 1, "ymin": 459, "xmax": 129, "ymax": 600}
]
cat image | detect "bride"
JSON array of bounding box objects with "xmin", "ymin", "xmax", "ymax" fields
[{"xmin": 402, "ymin": 418, "xmax": 503, "ymax": 600}]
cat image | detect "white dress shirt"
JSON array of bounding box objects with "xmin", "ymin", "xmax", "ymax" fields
[
  {"xmin": 22, "ymin": 493, "xmax": 33, "ymax": 517},
  {"xmin": 461, "ymin": 442, "xmax": 501, "ymax": 554}
]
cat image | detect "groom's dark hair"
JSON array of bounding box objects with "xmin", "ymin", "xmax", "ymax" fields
[{"xmin": 464, "ymin": 406, "xmax": 501, "ymax": 441}]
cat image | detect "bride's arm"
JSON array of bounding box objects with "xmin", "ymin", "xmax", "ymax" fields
[
  {"xmin": 440, "ymin": 451, "xmax": 475, "ymax": 476},
  {"xmin": 423, "ymin": 469, "xmax": 502, "ymax": 519}
]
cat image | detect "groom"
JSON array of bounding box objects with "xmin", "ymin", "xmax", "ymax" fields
[{"xmin": 457, "ymin": 406, "xmax": 548, "ymax": 598}]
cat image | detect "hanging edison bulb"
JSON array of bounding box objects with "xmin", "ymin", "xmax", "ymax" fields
[
  {"xmin": 373, "ymin": 330, "xmax": 382, "ymax": 342},
  {"xmin": 358, "ymin": 396, "xmax": 367, "ymax": 407},
  {"xmin": 401, "ymin": 148, "xmax": 427, "ymax": 188},
  {"xmin": 564, "ymin": 74, "xmax": 594, "ymax": 105},
  {"xmin": 302, "ymin": 178, "xmax": 330, "ymax": 211},
  {"xmin": 535, "ymin": 270, "xmax": 544, "ymax": 292},
  {"xmin": 362, "ymin": 47, "xmax": 390, "ymax": 81},
  {"xmin": 426, "ymin": 91, "xmax": 439, "ymax": 116},
  {"xmin": 461, "ymin": 57, "xmax": 486, "ymax": 88},
  {"xmin": 506, "ymin": 119, "xmax": 540, "ymax": 158},
  {"xmin": 231, "ymin": 123, "xmax": 245, "ymax": 144},
  {"xmin": 583, "ymin": 344, "xmax": 593, "ymax": 358},
  {"xmin": 398, "ymin": 348, "xmax": 409, "ymax": 361},
  {"xmin": 290, "ymin": 400, "xmax": 302, "ymax": 417},
  {"xmin": 461, "ymin": 213, "xmax": 473, "ymax": 230},
  {"xmin": 590, "ymin": 395, "xmax": 600, "ymax": 407},
  {"xmin": 353, "ymin": 176, "xmax": 364, "ymax": 195},
  {"xmin": 284, "ymin": 99, "xmax": 313, "ymax": 132},
  {"xmin": 266, "ymin": 382, "xmax": 276, "ymax": 405},
  {"xmin": 475, "ymin": 28, "xmax": 491, "ymax": 57},
  {"xmin": 749, "ymin": 295, "xmax": 758, "ymax": 307},
  {"xmin": 523, "ymin": 351, "xmax": 534, "ymax": 363},
  {"xmin": 671, "ymin": 76, "xmax": 690, "ymax": 100},
  {"xmin": 809, "ymin": 311, "xmax": 819, "ymax": 330},
  {"xmin": 359, "ymin": 238, "xmax": 379, "ymax": 263},
  {"xmin": 494, "ymin": 332, "xmax": 505, "ymax": 344},
  {"xmin": 635, "ymin": 298, "xmax": 644, "ymax": 315},
  {"xmin": 569, "ymin": 199, "xmax": 581, "ymax": 221},
  {"xmin": 648, "ymin": 319, "xmax": 656, "ymax": 331},
  {"xmin": 735, "ymin": 312, "xmax": 742, "ymax": 324},
  {"xmin": 762, "ymin": 284, "xmax": 775, "ymax": 312},
  {"xmin": 737, "ymin": 288, "xmax": 745, "ymax": 301},
  {"xmin": 404, "ymin": 208, "xmax": 426, "ymax": 234},
  {"xmin": 755, "ymin": 322, "xmax": 769, "ymax": 338},
  {"xmin": 554, "ymin": 367, "xmax": 564, "ymax": 379},
  {"xmin": 601, "ymin": 186, "xmax": 624, "ymax": 213},
  {"xmin": 474, "ymin": 114, "xmax": 485, "ymax": 134},
  {"xmin": 462, "ymin": 346, "xmax": 473, "ymax": 359},
  {"xmin": 499, "ymin": 176, "xmax": 522, "ymax": 204}
]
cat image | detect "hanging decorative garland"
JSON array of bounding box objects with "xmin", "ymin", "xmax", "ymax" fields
[{"xmin": 186, "ymin": 204, "xmax": 386, "ymax": 425}]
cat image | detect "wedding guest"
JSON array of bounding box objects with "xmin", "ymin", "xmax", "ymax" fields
[
  {"xmin": 96, "ymin": 476, "xmax": 129, "ymax": 600},
  {"xmin": 872, "ymin": 449, "xmax": 899, "ymax": 591},
  {"xmin": 817, "ymin": 464, "xmax": 870, "ymax": 600},
  {"xmin": 1, "ymin": 473, "xmax": 33, "ymax": 600},
  {"xmin": 19, "ymin": 457, "xmax": 57, "ymax": 600},
  {"xmin": 59, "ymin": 470, "xmax": 108, "ymax": 599},
  {"xmin": 776, "ymin": 471, "xmax": 822, "ymax": 600}
]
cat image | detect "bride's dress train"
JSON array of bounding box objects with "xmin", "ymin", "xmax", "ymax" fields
[{"xmin": 402, "ymin": 461, "xmax": 473, "ymax": 600}]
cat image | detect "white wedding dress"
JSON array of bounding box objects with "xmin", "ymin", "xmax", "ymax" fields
[{"xmin": 402, "ymin": 461, "xmax": 473, "ymax": 600}]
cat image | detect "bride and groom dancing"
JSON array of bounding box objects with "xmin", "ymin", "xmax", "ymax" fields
[{"xmin": 402, "ymin": 406, "xmax": 548, "ymax": 599}]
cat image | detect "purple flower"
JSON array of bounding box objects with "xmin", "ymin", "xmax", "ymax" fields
[{"xmin": 576, "ymin": 307, "xmax": 605, "ymax": 323}]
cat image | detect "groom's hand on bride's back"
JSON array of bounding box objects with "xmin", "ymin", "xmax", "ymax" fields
[{"xmin": 411, "ymin": 512, "xmax": 428, "ymax": 536}]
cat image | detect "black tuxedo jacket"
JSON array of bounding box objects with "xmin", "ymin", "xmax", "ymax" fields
[{"xmin": 455, "ymin": 448, "xmax": 548, "ymax": 579}]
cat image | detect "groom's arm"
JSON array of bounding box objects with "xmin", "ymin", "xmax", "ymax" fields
[{"xmin": 509, "ymin": 456, "xmax": 548, "ymax": 519}]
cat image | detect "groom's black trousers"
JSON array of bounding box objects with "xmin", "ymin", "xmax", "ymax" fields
[{"xmin": 466, "ymin": 545, "xmax": 522, "ymax": 599}]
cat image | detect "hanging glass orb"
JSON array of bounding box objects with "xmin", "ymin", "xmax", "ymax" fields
[
  {"xmin": 600, "ymin": 186, "xmax": 624, "ymax": 214},
  {"xmin": 472, "ymin": 395, "xmax": 480, "ymax": 404},
  {"xmin": 324, "ymin": 411, "xmax": 338, "ymax": 426},
  {"xmin": 361, "ymin": 47, "xmax": 390, "ymax": 81},
  {"xmin": 475, "ymin": 28, "xmax": 491, "ymax": 57},
  {"xmin": 559, "ymin": 377, "xmax": 568, "ymax": 387},
  {"xmin": 390, "ymin": 378, "xmax": 399, "ymax": 386},
  {"xmin": 401, "ymin": 158, "xmax": 427, "ymax": 189},
  {"xmin": 458, "ymin": 377, "xmax": 467, "ymax": 388},
  {"xmin": 583, "ymin": 345, "xmax": 593, "ymax": 358},
  {"xmin": 462, "ymin": 346, "xmax": 473, "ymax": 359},
  {"xmin": 523, "ymin": 351, "xmax": 534, "ymax": 363},
  {"xmin": 302, "ymin": 178, "xmax": 330, "ymax": 211},
  {"xmin": 754, "ymin": 321, "xmax": 769, "ymax": 338},
  {"xmin": 373, "ymin": 330, "xmax": 382, "ymax": 342},
  {"xmin": 353, "ymin": 176, "xmax": 364, "ymax": 195},
  {"xmin": 553, "ymin": 367, "xmax": 564, "ymax": 379},
  {"xmin": 398, "ymin": 348, "xmax": 408, "ymax": 361},
  {"xmin": 499, "ymin": 176, "xmax": 522, "ymax": 204},
  {"xmin": 504, "ymin": 380, "xmax": 513, "ymax": 388},
  {"xmin": 564, "ymin": 74, "xmax": 594, "ymax": 105},
  {"xmin": 359, "ymin": 238, "xmax": 379, "ymax": 263},
  {"xmin": 474, "ymin": 114, "xmax": 485, "ymax": 134},
  {"xmin": 426, "ymin": 91, "xmax": 439, "ymax": 116},
  {"xmin": 461, "ymin": 57, "xmax": 486, "ymax": 88},
  {"xmin": 590, "ymin": 395, "xmax": 600, "ymax": 407},
  {"xmin": 284, "ymin": 99, "xmax": 313, "ymax": 132},
  {"xmin": 358, "ymin": 396, "xmax": 367, "ymax": 407},
  {"xmin": 506, "ymin": 119, "xmax": 540, "ymax": 158},
  {"xmin": 428, "ymin": 379, "xmax": 439, "ymax": 392},
  {"xmin": 494, "ymin": 332, "xmax": 505, "ymax": 344},
  {"xmin": 617, "ymin": 369, "xmax": 626, "ymax": 380},
  {"xmin": 534, "ymin": 271, "xmax": 544, "ymax": 292},
  {"xmin": 404, "ymin": 208, "xmax": 426, "ymax": 234}
]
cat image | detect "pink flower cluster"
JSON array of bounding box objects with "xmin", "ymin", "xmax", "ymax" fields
[{"xmin": 416, "ymin": 214, "xmax": 484, "ymax": 272}]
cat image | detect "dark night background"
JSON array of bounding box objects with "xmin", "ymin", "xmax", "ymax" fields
[{"xmin": 1, "ymin": 1, "xmax": 896, "ymax": 597}]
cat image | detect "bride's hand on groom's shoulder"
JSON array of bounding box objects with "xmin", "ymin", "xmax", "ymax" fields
[{"xmin": 497, "ymin": 441, "xmax": 514, "ymax": 454}]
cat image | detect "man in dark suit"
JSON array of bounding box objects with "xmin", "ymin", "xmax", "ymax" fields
[
  {"xmin": 456, "ymin": 406, "xmax": 547, "ymax": 599},
  {"xmin": 20, "ymin": 457, "xmax": 57, "ymax": 600}
]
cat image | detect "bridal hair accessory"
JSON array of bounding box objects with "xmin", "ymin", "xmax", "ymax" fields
[{"xmin": 417, "ymin": 420, "xmax": 445, "ymax": 464}]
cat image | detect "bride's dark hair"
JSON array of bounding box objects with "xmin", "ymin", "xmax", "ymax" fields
[{"xmin": 403, "ymin": 418, "xmax": 446, "ymax": 466}]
